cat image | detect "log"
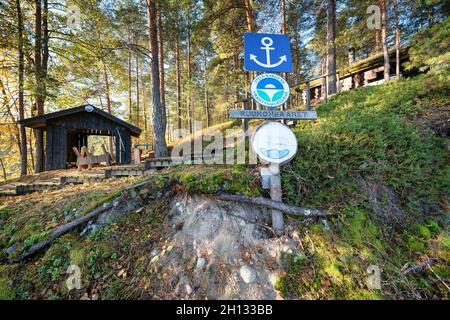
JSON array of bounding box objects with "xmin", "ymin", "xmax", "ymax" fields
[
  {"xmin": 211, "ymin": 193, "xmax": 330, "ymax": 217},
  {"xmin": 14, "ymin": 203, "xmax": 114, "ymax": 262}
]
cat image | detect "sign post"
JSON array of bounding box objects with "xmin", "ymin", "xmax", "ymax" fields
[{"xmin": 230, "ymin": 32, "xmax": 317, "ymax": 235}]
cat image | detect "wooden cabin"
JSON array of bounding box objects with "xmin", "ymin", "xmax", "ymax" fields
[
  {"xmin": 19, "ymin": 105, "xmax": 141, "ymax": 171},
  {"xmin": 292, "ymin": 45, "xmax": 412, "ymax": 104}
]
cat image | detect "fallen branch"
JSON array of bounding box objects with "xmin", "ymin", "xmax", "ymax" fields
[
  {"xmin": 401, "ymin": 258, "xmax": 434, "ymax": 275},
  {"xmin": 12, "ymin": 179, "xmax": 174, "ymax": 263},
  {"xmin": 13, "ymin": 203, "xmax": 114, "ymax": 262},
  {"xmin": 211, "ymin": 193, "xmax": 330, "ymax": 217}
]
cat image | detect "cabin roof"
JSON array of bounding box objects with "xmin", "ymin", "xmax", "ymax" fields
[{"xmin": 18, "ymin": 105, "xmax": 141, "ymax": 137}]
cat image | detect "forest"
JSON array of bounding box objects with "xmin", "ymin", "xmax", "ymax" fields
[
  {"xmin": 0, "ymin": 0, "xmax": 449, "ymax": 303},
  {"xmin": 0, "ymin": 0, "xmax": 447, "ymax": 178}
]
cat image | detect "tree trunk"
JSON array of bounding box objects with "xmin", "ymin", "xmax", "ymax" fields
[
  {"xmin": 146, "ymin": 0, "xmax": 168, "ymax": 157},
  {"xmin": 243, "ymin": 0, "xmax": 257, "ymax": 110},
  {"xmin": 243, "ymin": 0, "xmax": 256, "ymax": 32},
  {"xmin": 103, "ymin": 63, "xmax": 114, "ymax": 160},
  {"xmin": 16, "ymin": 0, "xmax": 27, "ymax": 175},
  {"xmin": 157, "ymin": 8, "xmax": 166, "ymax": 120},
  {"xmin": 393, "ymin": 0, "xmax": 401, "ymax": 77},
  {"xmin": 294, "ymin": 14, "xmax": 300, "ymax": 84},
  {"xmin": 29, "ymin": 129, "xmax": 34, "ymax": 173},
  {"xmin": 135, "ymin": 54, "xmax": 140, "ymax": 130},
  {"xmin": 187, "ymin": 29, "xmax": 192, "ymax": 134},
  {"xmin": 127, "ymin": 30, "xmax": 132, "ymax": 123},
  {"xmin": 380, "ymin": 0, "xmax": 391, "ymax": 81},
  {"xmin": 34, "ymin": 0, "xmax": 44, "ymax": 173},
  {"xmin": 375, "ymin": 30, "xmax": 380, "ymax": 51},
  {"xmin": 157, "ymin": 8, "xmax": 168, "ymax": 139},
  {"xmin": 326, "ymin": 0, "xmax": 337, "ymax": 95},
  {"xmin": 141, "ymin": 75, "xmax": 148, "ymax": 144},
  {"xmin": 0, "ymin": 158, "xmax": 7, "ymax": 181},
  {"xmin": 175, "ymin": 31, "xmax": 182, "ymax": 137},
  {"xmin": 281, "ymin": 0, "xmax": 287, "ymax": 110},
  {"xmin": 204, "ymin": 51, "xmax": 210, "ymax": 128}
]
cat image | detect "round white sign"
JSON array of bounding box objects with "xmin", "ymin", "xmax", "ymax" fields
[
  {"xmin": 250, "ymin": 73, "xmax": 290, "ymax": 108},
  {"xmin": 251, "ymin": 121, "xmax": 298, "ymax": 164}
]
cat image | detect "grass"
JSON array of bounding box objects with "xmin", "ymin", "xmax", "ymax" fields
[
  {"xmin": 0, "ymin": 71, "xmax": 448, "ymax": 300},
  {"xmin": 277, "ymin": 72, "xmax": 449, "ymax": 299}
]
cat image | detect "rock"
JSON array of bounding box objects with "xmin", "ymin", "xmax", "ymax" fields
[
  {"xmin": 150, "ymin": 248, "xmax": 160, "ymax": 257},
  {"xmin": 6, "ymin": 243, "xmax": 18, "ymax": 256},
  {"xmin": 196, "ymin": 257, "xmax": 206, "ymax": 269},
  {"xmin": 186, "ymin": 284, "xmax": 193, "ymax": 295},
  {"xmin": 239, "ymin": 265, "xmax": 256, "ymax": 284},
  {"xmin": 150, "ymin": 255, "xmax": 159, "ymax": 264}
]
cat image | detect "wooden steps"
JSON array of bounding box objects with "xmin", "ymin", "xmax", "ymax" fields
[
  {"xmin": 0, "ymin": 179, "xmax": 62, "ymax": 196},
  {"xmin": 104, "ymin": 164, "xmax": 155, "ymax": 177}
]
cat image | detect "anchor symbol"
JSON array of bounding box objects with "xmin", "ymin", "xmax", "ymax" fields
[{"xmin": 249, "ymin": 37, "xmax": 287, "ymax": 69}]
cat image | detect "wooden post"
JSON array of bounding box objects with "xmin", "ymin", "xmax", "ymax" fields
[
  {"xmin": 305, "ymin": 81, "xmax": 311, "ymax": 111},
  {"xmin": 322, "ymin": 76, "xmax": 328, "ymax": 101},
  {"xmin": 243, "ymin": 99, "xmax": 249, "ymax": 135},
  {"xmin": 269, "ymin": 164, "xmax": 284, "ymax": 235},
  {"xmin": 243, "ymin": 99, "xmax": 250, "ymax": 158}
]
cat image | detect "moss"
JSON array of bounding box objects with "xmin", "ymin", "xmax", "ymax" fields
[
  {"xmin": 413, "ymin": 224, "xmax": 432, "ymax": 240},
  {"xmin": 407, "ymin": 236, "xmax": 426, "ymax": 253},
  {"xmin": 346, "ymin": 289, "xmax": 384, "ymax": 300},
  {"xmin": 324, "ymin": 263, "xmax": 344, "ymax": 284},
  {"xmin": 79, "ymin": 189, "xmax": 124, "ymax": 217},
  {"xmin": 425, "ymin": 219, "xmax": 440, "ymax": 234},
  {"xmin": 0, "ymin": 277, "xmax": 15, "ymax": 300},
  {"xmin": 168, "ymin": 165, "xmax": 260, "ymax": 196},
  {"xmin": 69, "ymin": 247, "xmax": 87, "ymax": 267},
  {"xmin": 340, "ymin": 205, "xmax": 382, "ymax": 252}
]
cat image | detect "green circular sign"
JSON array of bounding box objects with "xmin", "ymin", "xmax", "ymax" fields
[{"xmin": 250, "ymin": 73, "xmax": 290, "ymax": 108}]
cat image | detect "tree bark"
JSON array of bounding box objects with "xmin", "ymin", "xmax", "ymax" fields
[
  {"xmin": 34, "ymin": 0, "xmax": 44, "ymax": 173},
  {"xmin": 326, "ymin": 0, "xmax": 337, "ymax": 95},
  {"xmin": 0, "ymin": 158, "xmax": 7, "ymax": 181},
  {"xmin": 175, "ymin": 31, "xmax": 182, "ymax": 137},
  {"xmin": 203, "ymin": 51, "xmax": 210, "ymax": 128},
  {"xmin": 157, "ymin": 7, "xmax": 169, "ymax": 140},
  {"xmin": 127, "ymin": 30, "xmax": 132, "ymax": 123},
  {"xmin": 16, "ymin": 0, "xmax": 27, "ymax": 175},
  {"xmin": 393, "ymin": 0, "xmax": 401, "ymax": 77},
  {"xmin": 146, "ymin": 0, "xmax": 168, "ymax": 157},
  {"xmin": 380, "ymin": 0, "xmax": 391, "ymax": 81},
  {"xmin": 103, "ymin": 63, "xmax": 114, "ymax": 160},
  {"xmin": 135, "ymin": 54, "xmax": 140, "ymax": 130},
  {"xmin": 243, "ymin": 0, "xmax": 257, "ymax": 110},
  {"xmin": 212, "ymin": 193, "xmax": 329, "ymax": 217},
  {"xmin": 157, "ymin": 8, "xmax": 166, "ymax": 122},
  {"xmin": 187, "ymin": 28, "xmax": 193, "ymax": 134},
  {"xmin": 243, "ymin": 0, "xmax": 257, "ymax": 32},
  {"xmin": 281, "ymin": 0, "xmax": 287, "ymax": 111}
]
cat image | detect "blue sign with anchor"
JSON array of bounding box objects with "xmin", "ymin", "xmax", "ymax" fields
[{"xmin": 244, "ymin": 32, "xmax": 293, "ymax": 73}]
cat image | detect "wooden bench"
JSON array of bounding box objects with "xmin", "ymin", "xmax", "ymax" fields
[{"xmin": 73, "ymin": 144, "xmax": 111, "ymax": 170}]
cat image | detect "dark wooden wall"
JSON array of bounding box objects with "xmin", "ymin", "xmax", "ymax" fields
[
  {"xmin": 44, "ymin": 112, "xmax": 133, "ymax": 171},
  {"xmin": 45, "ymin": 124, "xmax": 67, "ymax": 170}
]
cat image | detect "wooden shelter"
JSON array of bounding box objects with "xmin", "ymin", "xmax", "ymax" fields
[
  {"xmin": 19, "ymin": 105, "xmax": 141, "ymax": 171},
  {"xmin": 292, "ymin": 45, "xmax": 412, "ymax": 104}
]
